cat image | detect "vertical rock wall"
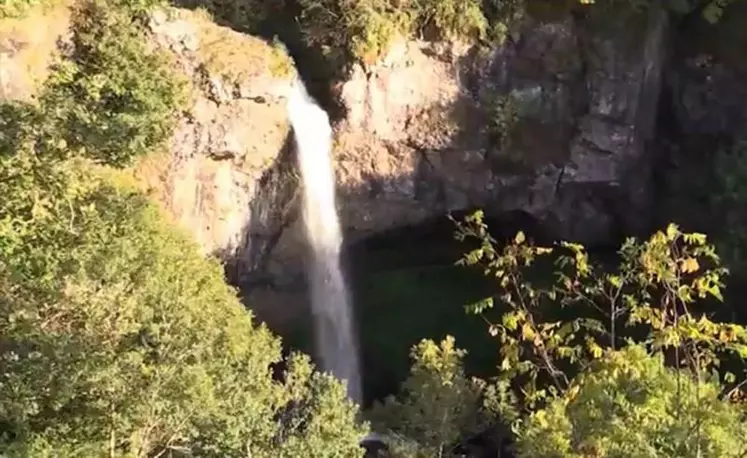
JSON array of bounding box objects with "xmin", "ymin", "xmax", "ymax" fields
[{"xmin": 146, "ymin": 9, "xmax": 299, "ymax": 286}]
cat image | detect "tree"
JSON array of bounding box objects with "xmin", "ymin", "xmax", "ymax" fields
[
  {"xmin": 451, "ymin": 210, "xmax": 747, "ymax": 457},
  {"xmin": 0, "ymin": 144, "xmax": 367, "ymax": 456},
  {"xmin": 368, "ymin": 336, "xmax": 487, "ymax": 458},
  {"xmin": 518, "ymin": 345, "xmax": 747, "ymax": 458},
  {"xmin": 38, "ymin": 0, "xmax": 186, "ymax": 167},
  {"xmin": 455, "ymin": 211, "xmax": 747, "ymax": 405}
]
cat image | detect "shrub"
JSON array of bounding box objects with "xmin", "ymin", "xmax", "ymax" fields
[
  {"xmin": 416, "ymin": 0, "xmax": 488, "ymax": 41},
  {"xmin": 0, "ymin": 147, "xmax": 367, "ymax": 456},
  {"xmin": 38, "ymin": 0, "xmax": 185, "ymax": 167},
  {"xmin": 445, "ymin": 212, "xmax": 747, "ymax": 455},
  {"xmin": 296, "ymin": 0, "xmax": 509, "ymax": 66},
  {"xmin": 455, "ymin": 213, "xmax": 747, "ymax": 404},
  {"xmin": 0, "ymin": 101, "xmax": 40, "ymax": 156},
  {"xmin": 297, "ymin": 0, "xmax": 413, "ymax": 65},
  {"xmin": 517, "ymin": 345, "xmax": 747, "ymax": 458},
  {"xmin": 368, "ymin": 336, "xmax": 487, "ymax": 457},
  {"xmin": 170, "ymin": 0, "xmax": 269, "ymax": 34},
  {"xmin": 0, "ymin": 0, "xmax": 44, "ymax": 19}
]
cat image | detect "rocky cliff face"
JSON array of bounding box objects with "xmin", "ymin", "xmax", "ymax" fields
[
  {"xmin": 141, "ymin": 2, "xmax": 746, "ymax": 292},
  {"xmin": 0, "ymin": 5, "xmax": 297, "ymax": 281},
  {"xmin": 0, "ymin": 4, "xmax": 71, "ymax": 100},
  {"xmin": 262, "ymin": 4, "xmax": 670, "ymax": 290},
  {"xmin": 333, "ymin": 5, "xmax": 668, "ymax": 246},
  {"xmin": 143, "ymin": 2, "xmax": 745, "ymax": 334},
  {"xmin": 145, "ymin": 9, "xmax": 296, "ymax": 275}
]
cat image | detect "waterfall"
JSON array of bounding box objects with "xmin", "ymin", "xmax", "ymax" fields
[{"xmin": 287, "ymin": 80, "xmax": 362, "ymax": 404}]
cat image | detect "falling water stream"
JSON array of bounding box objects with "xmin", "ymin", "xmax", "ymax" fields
[{"xmin": 287, "ymin": 80, "xmax": 362, "ymax": 404}]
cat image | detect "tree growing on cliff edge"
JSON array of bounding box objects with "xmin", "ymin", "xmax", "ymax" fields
[
  {"xmin": 37, "ymin": 0, "xmax": 187, "ymax": 167},
  {"xmin": 0, "ymin": 137, "xmax": 368, "ymax": 456}
]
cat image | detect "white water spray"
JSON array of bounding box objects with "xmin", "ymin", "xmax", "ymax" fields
[{"xmin": 287, "ymin": 80, "xmax": 362, "ymax": 403}]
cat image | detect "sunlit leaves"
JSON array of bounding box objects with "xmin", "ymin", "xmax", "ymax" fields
[
  {"xmin": 36, "ymin": 0, "xmax": 186, "ymax": 167},
  {"xmin": 454, "ymin": 210, "xmax": 747, "ymax": 414},
  {"xmin": 517, "ymin": 345, "xmax": 747, "ymax": 458},
  {"xmin": 369, "ymin": 336, "xmax": 488, "ymax": 457},
  {"xmin": 0, "ymin": 149, "xmax": 367, "ymax": 455}
]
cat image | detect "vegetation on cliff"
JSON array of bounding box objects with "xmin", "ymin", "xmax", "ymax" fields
[
  {"xmin": 165, "ymin": 0, "xmax": 743, "ymax": 72},
  {"xmin": 3, "ymin": 0, "xmax": 186, "ymax": 167},
  {"xmin": 0, "ymin": 0, "xmax": 367, "ymax": 454},
  {"xmin": 0, "ymin": 147, "xmax": 367, "ymax": 456},
  {"xmin": 371, "ymin": 213, "xmax": 747, "ymax": 457},
  {"xmin": 1, "ymin": 0, "xmax": 747, "ymax": 456},
  {"xmin": 295, "ymin": 0, "xmax": 514, "ymax": 65}
]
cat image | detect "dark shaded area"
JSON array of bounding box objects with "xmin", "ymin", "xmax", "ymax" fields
[
  {"xmin": 223, "ymin": 131, "xmax": 299, "ymax": 289},
  {"xmin": 344, "ymin": 209, "xmax": 552, "ymax": 273},
  {"xmin": 652, "ymin": 0, "xmax": 747, "ymax": 324},
  {"xmin": 271, "ymin": 208, "xmax": 557, "ymax": 407},
  {"xmin": 341, "ymin": 210, "xmax": 553, "ymax": 406}
]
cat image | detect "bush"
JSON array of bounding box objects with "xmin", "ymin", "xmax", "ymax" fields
[
  {"xmin": 296, "ymin": 0, "xmax": 508, "ymax": 66},
  {"xmin": 0, "ymin": 101, "xmax": 41, "ymax": 156},
  {"xmin": 455, "ymin": 213, "xmax": 747, "ymax": 402},
  {"xmin": 0, "ymin": 0, "xmax": 44, "ymax": 19},
  {"xmin": 517, "ymin": 345, "xmax": 747, "ymax": 458},
  {"xmin": 38, "ymin": 0, "xmax": 185, "ymax": 167},
  {"xmin": 170, "ymin": 0, "xmax": 269, "ymax": 34},
  {"xmin": 444, "ymin": 212, "xmax": 747, "ymax": 454},
  {"xmin": 368, "ymin": 336, "xmax": 487, "ymax": 457},
  {"xmin": 414, "ymin": 0, "xmax": 488, "ymax": 41},
  {"xmin": 296, "ymin": 0, "xmax": 412, "ymax": 65},
  {"xmin": 0, "ymin": 147, "xmax": 367, "ymax": 456}
]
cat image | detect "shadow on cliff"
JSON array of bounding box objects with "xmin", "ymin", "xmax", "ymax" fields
[{"xmin": 221, "ymin": 131, "xmax": 299, "ymax": 289}]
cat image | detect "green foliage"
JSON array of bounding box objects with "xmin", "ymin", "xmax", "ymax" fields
[
  {"xmin": 0, "ymin": 146, "xmax": 367, "ymax": 455},
  {"xmin": 38, "ymin": 0, "xmax": 185, "ymax": 167},
  {"xmin": 442, "ymin": 210, "xmax": 747, "ymax": 456},
  {"xmin": 296, "ymin": 0, "xmax": 413, "ymax": 65},
  {"xmin": 368, "ymin": 336, "xmax": 486, "ymax": 457},
  {"xmin": 0, "ymin": 0, "xmax": 369, "ymax": 454},
  {"xmin": 0, "ymin": 101, "xmax": 40, "ymax": 156},
  {"xmin": 455, "ymin": 211, "xmax": 747, "ymax": 407},
  {"xmin": 171, "ymin": 0, "xmax": 268, "ymax": 34},
  {"xmin": 517, "ymin": 345, "xmax": 747, "ymax": 458},
  {"xmin": 483, "ymin": 90, "xmax": 519, "ymax": 155},
  {"xmin": 414, "ymin": 0, "xmax": 488, "ymax": 41},
  {"xmin": 294, "ymin": 0, "xmax": 737, "ymax": 67},
  {"xmin": 0, "ymin": 0, "xmax": 43, "ymax": 18},
  {"xmin": 296, "ymin": 0, "xmax": 515, "ymax": 66}
]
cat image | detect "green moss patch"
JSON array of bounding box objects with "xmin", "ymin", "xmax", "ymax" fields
[{"xmin": 189, "ymin": 7, "xmax": 294, "ymax": 82}]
